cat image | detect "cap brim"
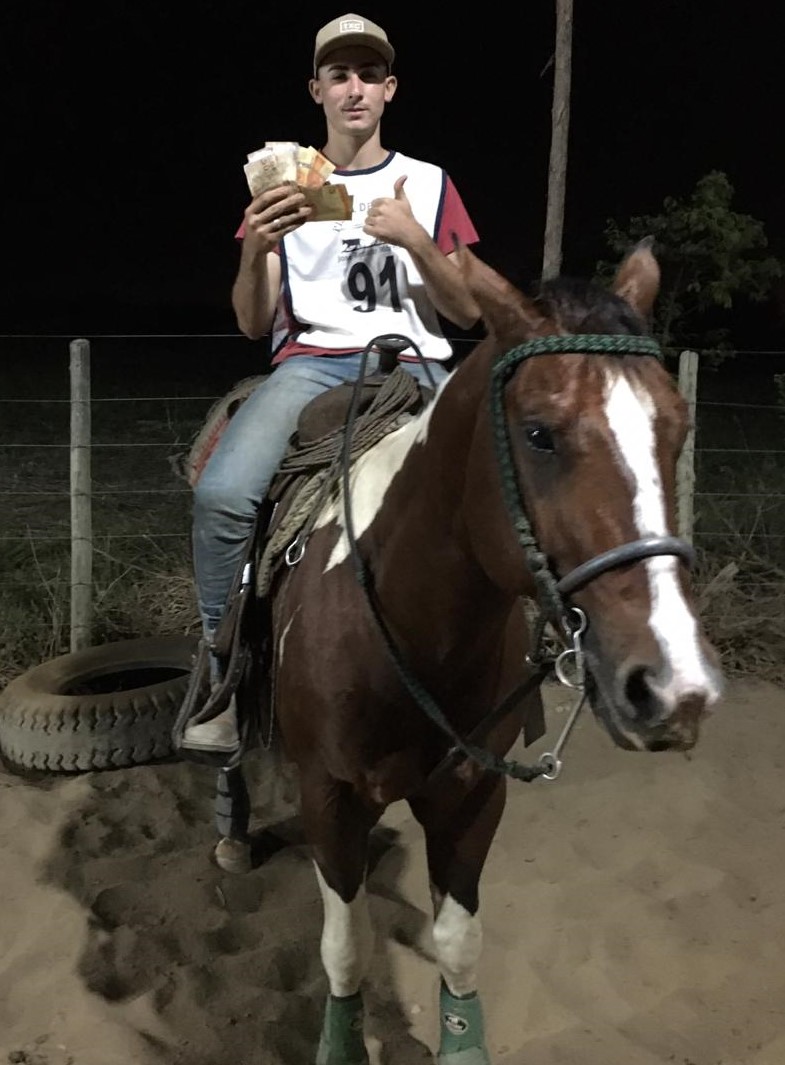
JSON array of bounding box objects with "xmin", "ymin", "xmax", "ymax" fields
[{"xmin": 314, "ymin": 35, "xmax": 394, "ymax": 71}]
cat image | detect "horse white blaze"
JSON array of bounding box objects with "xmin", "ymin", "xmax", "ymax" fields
[
  {"xmin": 604, "ymin": 370, "xmax": 722, "ymax": 708},
  {"xmin": 431, "ymin": 893, "xmax": 482, "ymax": 998},
  {"xmin": 314, "ymin": 864, "xmax": 374, "ymax": 997},
  {"xmin": 317, "ymin": 376, "xmax": 450, "ymax": 573}
]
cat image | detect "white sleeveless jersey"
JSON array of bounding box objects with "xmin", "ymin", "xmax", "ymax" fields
[{"xmin": 271, "ymin": 151, "xmax": 475, "ymax": 363}]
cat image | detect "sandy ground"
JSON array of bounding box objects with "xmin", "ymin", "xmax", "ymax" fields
[{"xmin": 1, "ymin": 677, "xmax": 785, "ymax": 1065}]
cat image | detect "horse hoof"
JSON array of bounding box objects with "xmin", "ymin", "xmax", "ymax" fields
[
  {"xmin": 437, "ymin": 1051, "xmax": 492, "ymax": 1065},
  {"xmin": 214, "ymin": 837, "xmax": 252, "ymax": 874}
]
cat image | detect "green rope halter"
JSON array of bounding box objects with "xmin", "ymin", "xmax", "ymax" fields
[{"xmin": 490, "ymin": 333, "xmax": 664, "ymax": 623}]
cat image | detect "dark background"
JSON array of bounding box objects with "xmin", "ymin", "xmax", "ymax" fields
[{"xmin": 4, "ymin": 1, "xmax": 783, "ymax": 344}]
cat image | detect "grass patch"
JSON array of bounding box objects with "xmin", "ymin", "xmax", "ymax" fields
[{"xmin": 0, "ymin": 537, "xmax": 200, "ymax": 687}]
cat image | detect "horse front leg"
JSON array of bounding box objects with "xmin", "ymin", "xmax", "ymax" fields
[
  {"xmin": 301, "ymin": 769, "xmax": 380, "ymax": 1065},
  {"xmin": 212, "ymin": 763, "xmax": 253, "ymax": 873},
  {"xmin": 409, "ymin": 773, "xmax": 507, "ymax": 1065}
]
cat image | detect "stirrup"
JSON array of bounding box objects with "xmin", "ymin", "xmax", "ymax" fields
[{"xmin": 171, "ymin": 641, "xmax": 243, "ymax": 766}]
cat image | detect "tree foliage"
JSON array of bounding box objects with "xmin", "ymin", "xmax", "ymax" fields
[{"xmin": 597, "ymin": 171, "xmax": 783, "ymax": 354}]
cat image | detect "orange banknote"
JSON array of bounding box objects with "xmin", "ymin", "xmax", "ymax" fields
[
  {"xmin": 301, "ymin": 183, "xmax": 353, "ymax": 221},
  {"xmin": 244, "ymin": 141, "xmax": 343, "ymax": 218}
]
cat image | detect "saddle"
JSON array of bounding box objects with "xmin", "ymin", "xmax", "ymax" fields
[{"xmin": 171, "ymin": 359, "xmax": 431, "ymax": 768}]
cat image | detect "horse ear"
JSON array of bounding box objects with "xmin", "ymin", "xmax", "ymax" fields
[
  {"xmin": 612, "ymin": 236, "xmax": 661, "ymax": 317},
  {"xmin": 452, "ymin": 237, "xmax": 549, "ymax": 341}
]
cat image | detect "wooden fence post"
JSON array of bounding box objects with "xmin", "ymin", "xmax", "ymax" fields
[
  {"xmin": 70, "ymin": 338, "xmax": 93, "ymax": 651},
  {"xmin": 541, "ymin": 0, "xmax": 573, "ymax": 281},
  {"xmin": 676, "ymin": 349, "xmax": 699, "ymax": 543}
]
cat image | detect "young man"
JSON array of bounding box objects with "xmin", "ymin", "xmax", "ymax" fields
[{"xmin": 181, "ymin": 14, "xmax": 480, "ymax": 773}]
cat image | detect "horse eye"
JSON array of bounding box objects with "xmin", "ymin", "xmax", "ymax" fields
[{"xmin": 525, "ymin": 425, "xmax": 555, "ymax": 452}]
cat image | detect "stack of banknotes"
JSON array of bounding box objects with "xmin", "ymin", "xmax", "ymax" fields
[{"xmin": 243, "ymin": 142, "xmax": 353, "ymax": 221}]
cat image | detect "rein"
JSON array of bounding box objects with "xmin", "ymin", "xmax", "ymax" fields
[
  {"xmin": 334, "ymin": 337, "xmax": 559, "ymax": 783},
  {"xmin": 286, "ymin": 332, "xmax": 696, "ymax": 785}
]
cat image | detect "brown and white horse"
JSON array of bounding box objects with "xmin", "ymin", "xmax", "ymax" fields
[{"xmin": 256, "ymin": 242, "xmax": 723, "ymax": 1064}]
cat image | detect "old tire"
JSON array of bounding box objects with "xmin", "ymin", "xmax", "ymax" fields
[{"xmin": 0, "ymin": 635, "xmax": 199, "ymax": 773}]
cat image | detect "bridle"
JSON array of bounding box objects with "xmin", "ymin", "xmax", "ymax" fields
[
  {"xmin": 477, "ymin": 332, "xmax": 696, "ymax": 780},
  {"xmin": 490, "ymin": 333, "xmax": 695, "ymax": 628},
  {"xmin": 287, "ymin": 332, "xmax": 696, "ymax": 784}
]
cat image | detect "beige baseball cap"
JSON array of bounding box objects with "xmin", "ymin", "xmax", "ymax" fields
[{"xmin": 313, "ymin": 13, "xmax": 395, "ymax": 74}]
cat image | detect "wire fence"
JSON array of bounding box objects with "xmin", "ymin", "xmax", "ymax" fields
[{"xmin": 2, "ymin": 334, "xmax": 785, "ymax": 658}]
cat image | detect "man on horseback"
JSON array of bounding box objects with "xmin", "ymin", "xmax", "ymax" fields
[{"xmin": 178, "ymin": 13, "xmax": 481, "ymax": 861}]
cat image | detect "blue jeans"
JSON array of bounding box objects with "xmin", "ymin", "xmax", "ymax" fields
[{"xmin": 192, "ymin": 353, "xmax": 449, "ymax": 646}]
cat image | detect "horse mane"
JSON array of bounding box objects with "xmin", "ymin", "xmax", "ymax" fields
[{"xmin": 531, "ymin": 276, "xmax": 650, "ymax": 337}]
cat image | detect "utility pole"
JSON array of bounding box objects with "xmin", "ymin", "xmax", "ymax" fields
[{"xmin": 542, "ymin": 0, "xmax": 573, "ymax": 281}]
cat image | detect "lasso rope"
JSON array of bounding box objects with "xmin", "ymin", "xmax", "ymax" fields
[{"xmin": 256, "ymin": 367, "xmax": 424, "ymax": 595}]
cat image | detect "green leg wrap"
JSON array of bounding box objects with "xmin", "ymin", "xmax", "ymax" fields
[
  {"xmin": 437, "ymin": 981, "xmax": 492, "ymax": 1065},
  {"xmin": 315, "ymin": 992, "xmax": 369, "ymax": 1065}
]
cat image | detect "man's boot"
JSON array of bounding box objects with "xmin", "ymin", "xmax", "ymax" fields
[{"xmin": 181, "ymin": 691, "xmax": 240, "ymax": 754}]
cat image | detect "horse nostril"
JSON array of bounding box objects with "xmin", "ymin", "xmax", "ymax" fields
[{"xmin": 623, "ymin": 666, "xmax": 659, "ymax": 724}]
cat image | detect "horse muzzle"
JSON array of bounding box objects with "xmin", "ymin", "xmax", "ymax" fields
[{"xmin": 587, "ymin": 654, "xmax": 723, "ymax": 753}]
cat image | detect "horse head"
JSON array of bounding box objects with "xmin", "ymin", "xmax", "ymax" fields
[{"xmin": 455, "ymin": 240, "xmax": 724, "ymax": 753}]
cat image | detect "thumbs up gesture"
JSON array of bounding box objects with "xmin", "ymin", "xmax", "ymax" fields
[
  {"xmin": 363, "ymin": 175, "xmax": 423, "ymax": 248},
  {"xmin": 393, "ymin": 175, "xmax": 409, "ymax": 203}
]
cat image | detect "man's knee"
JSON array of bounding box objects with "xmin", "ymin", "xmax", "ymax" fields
[{"xmin": 193, "ymin": 476, "xmax": 255, "ymax": 530}]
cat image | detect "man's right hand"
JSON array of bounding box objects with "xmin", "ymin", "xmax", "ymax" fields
[{"xmin": 242, "ymin": 184, "xmax": 312, "ymax": 253}]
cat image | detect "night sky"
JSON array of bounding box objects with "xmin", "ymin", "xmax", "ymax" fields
[{"xmin": 5, "ymin": 1, "xmax": 783, "ymax": 340}]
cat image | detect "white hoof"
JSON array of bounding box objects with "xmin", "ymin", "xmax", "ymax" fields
[{"xmin": 214, "ymin": 836, "xmax": 252, "ymax": 874}]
